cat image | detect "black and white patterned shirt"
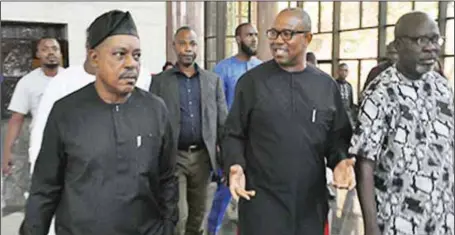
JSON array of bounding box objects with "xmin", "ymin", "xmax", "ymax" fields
[{"xmin": 350, "ymin": 65, "xmax": 454, "ymax": 235}]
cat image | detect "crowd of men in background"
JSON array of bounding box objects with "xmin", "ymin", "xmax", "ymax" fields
[{"xmin": 1, "ymin": 6, "xmax": 453, "ymax": 235}]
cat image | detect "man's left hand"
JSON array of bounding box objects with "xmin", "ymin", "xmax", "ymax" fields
[{"xmin": 333, "ymin": 158, "xmax": 356, "ymax": 190}]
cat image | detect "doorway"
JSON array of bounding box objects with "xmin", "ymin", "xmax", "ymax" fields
[{"xmin": 1, "ymin": 20, "xmax": 68, "ymax": 215}]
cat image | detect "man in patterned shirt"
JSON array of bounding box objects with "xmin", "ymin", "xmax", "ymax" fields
[{"xmin": 351, "ymin": 12, "xmax": 454, "ymax": 235}]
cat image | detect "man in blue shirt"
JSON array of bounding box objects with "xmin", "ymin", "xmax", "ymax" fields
[
  {"xmin": 208, "ymin": 22, "xmax": 262, "ymax": 235},
  {"xmin": 213, "ymin": 23, "xmax": 262, "ymax": 109}
]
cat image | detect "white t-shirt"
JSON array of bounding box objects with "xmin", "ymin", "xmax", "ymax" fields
[
  {"xmin": 28, "ymin": 64, "xmax": 152, "ymax": 171},
  {"xmin": 8, "ymin": 67, "xmax": 65, "ymax": 130}
]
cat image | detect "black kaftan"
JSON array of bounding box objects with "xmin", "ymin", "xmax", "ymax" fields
[
  {"xmin": 222, "ymin": 61, "xmax": 352, "ymax": 235},
  {"xmin": 20, "ymin": 83, "xmax": 178, "ymax": 235}
]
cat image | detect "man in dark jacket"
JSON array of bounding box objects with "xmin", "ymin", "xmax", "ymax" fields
[
  {"xmin": 20, "ymin": 10, "xmax": 178, "ymax": 235},
  {"xmin": 150, "ymin": 26, "xmax": 228, "ymax": 235}
]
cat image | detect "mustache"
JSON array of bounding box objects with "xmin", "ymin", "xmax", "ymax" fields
[
  {"xmin": 119, "ymin": 72, "xmax": 138, "ymax": 80},
  {"xmin": 46, "ymin": 54, "xmax": 57, "ymax": 59}
]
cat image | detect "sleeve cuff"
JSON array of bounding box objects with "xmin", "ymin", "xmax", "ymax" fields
[{"xmin": 327, "ymin": 152, "xmax": 349, "ymax": 170}]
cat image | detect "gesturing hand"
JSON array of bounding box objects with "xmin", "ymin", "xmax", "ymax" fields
[{"xmin": 229, "ymin": 164, "xmax": 256, "ymax": 201}]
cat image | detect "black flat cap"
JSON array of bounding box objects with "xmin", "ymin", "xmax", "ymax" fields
[{"xmin": 87, "ymin": 10, "xmax": 139, "ymax": 49}]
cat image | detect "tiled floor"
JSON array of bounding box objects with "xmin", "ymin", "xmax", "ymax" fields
[{"xmin": 1, "ymin": 211, "xmax": 24, "ymax": 235}]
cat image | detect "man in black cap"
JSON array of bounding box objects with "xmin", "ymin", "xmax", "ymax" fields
[{"xmin": 20, "ymin": 10, "xmax": 178, "ymax": 235}]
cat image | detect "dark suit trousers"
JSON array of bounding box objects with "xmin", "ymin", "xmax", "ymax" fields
[{"xmin": 175, "ymin": 148, "xmax": 211, "ymax": 235}]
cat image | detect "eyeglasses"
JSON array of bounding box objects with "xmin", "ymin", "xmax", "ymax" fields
[
  {"xmin": 400, "ymin": 35, "xmax": 445, "ymax": 47},
  {"xmin": 266, "ymin": 29, "xmax": 310, "ymax": 41}
]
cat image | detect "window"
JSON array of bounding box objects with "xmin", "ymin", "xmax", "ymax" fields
[
  {"xmin": 361, "ymin": 2, "xmax": 379, "ymax": 28},
  {"xmin": 446, "ymin": 19, "xmax": 454, "ymax": 55},
  {"xmin": 225, "ymin": 1, "xmax": 257, "ymax": 57},
  {"xmin": 308, "ymin": 33, "xmax": 332, "ymax": 60},
  {"xmin": 250, "ymin": 2, "xmax": 258, "ymax": 26},
  {"xmin": 320, "ymin": 2, "xmax": 333, "ymax": 32},
  {"xmin": 337, "ymin": 1, "xmax": 381, "ymax": 102},
  {"xmin": 340, "ymin": 29, "xmax": 378, "ymax": 59},
  {"xmin": 206, "ymin": 38, "xmax": 217, "ymax": 62},
  {"xmin": 226, "ymin": 2, "xmax": 251, "ymax": 36},
  {"xmin": 414, "ymin": 2, "xmax": 439, "ymax": 19},
  {"xmin": 386, "ymin": 26, "xmax": 395, "ymax": 45},
  {"xmin": 226, "ymin": 3, "xmax": 238, "ymax": 36},
  {"xmin": 387, "ymin": 2, "xmax": 413, "ymax": 25},
  {"xmin": 225, "ymin": 37, "xmax": 237, "ymax": 58},
  {"xmin": 278, "ymin": 1, "xmax": 297, "ymax": 10},
  {"xmin": 340, "ymin": 2, "xmax": 360, "ymax": 30},
  {"xmin": 448, "ymin": 1, "xmax": 454, "ymax": 18},
  {"xmin": 301, "ymin": 2, "xmax": 334, "ymax": 33},
  {"xmin": 302, "ymin": 2, "xmax": 319, "ymax": 32},
  {"xmin": 338, "ymin": 60, "xmax": 360, "ymax": 103},
  {"xmin": 301, "ymin": 1, "xmax": 334, "ymax": 72},
  {"xmin": 319, "ymin": 63, "xmax": 332, "ymax": 76},
  {"xmin": 278, "ymin": 2, "xmax": 288, "ymax": 10},
  {"xmin": 204, "ymin": 1, "xmax": 220, "ymax": 70},
  {"xmin": 360, "ymin": 60, "xmax": 378, "ymax": 90}
]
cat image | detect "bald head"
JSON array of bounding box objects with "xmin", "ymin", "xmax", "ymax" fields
[
  {"xmin": 394, "ymin": 11, "xmax": 441, "ymax": 78},
  {"xmin": 174, "ymin": 26, "xmax": 196, "ymax": 41},
  {"xmin": 276, "ymin": 8, "xmax": 312, "ymax": 32},
  {"xmin": 395, "ymin": 11, "xmax": 438, "ymax": 38},
  {"xmin": 269, "ymin": 8, "xmax": 313, "ymax": 71}
]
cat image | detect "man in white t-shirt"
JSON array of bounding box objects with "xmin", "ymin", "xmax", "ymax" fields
[
  {"xmin": 29, "ymin": 36, "xmax": 152, "ymax": 174},
  {"xmin": 2, "ymin": 37, "xmax": 64, "ymax": 175}
]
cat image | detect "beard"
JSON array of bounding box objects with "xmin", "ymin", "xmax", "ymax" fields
[
  {"xmin": 240, "ymin": 41, "xmax": 257, "ymax": 57},
  {"xmin": 179, "ymin": 54, "xmax": 196, "ymax": 67}
]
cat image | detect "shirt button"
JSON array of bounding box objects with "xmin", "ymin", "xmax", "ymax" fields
[
  {"xmin": 188, "ymin": 89, "xmax": 191, "ymax": 93},
  {"xmin": 189, "ymin": 101, "xmax": 192, "ymax": 105},
  {"xmin": 190, "ymin": 114, "xmax": 194, "ymax": 118}
]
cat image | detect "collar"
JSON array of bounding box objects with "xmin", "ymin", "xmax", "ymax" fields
[
  {"xmin": 38, "ymin": 66, "xmax": 63, "ymax": 78},
  {"xmin": 336, "ymin": 78, "xmax": 347, "ymax": 84},
  {"xmin": 171, "ymin": 63, "xmax": 201, "ymax": 76},
  {"xmin": 392, "ymin": 64, "xmax": 433, "ymax": 84}
]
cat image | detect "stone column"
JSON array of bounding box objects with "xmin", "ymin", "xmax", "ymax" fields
[
  {"xmin": 166, "ymin": 1, "xmax": 205, "ymax": 68},
  {"xmin": 256, "ymin": 2, "xmax": 280, "ymax": 61}
]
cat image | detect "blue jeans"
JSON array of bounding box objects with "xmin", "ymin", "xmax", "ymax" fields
[{"xmin": 207, "ymin": 172, "xmax": 232, "ymax": 235}]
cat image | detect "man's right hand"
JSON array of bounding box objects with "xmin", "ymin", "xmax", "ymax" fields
[
  {"xmin": 2, "ymin": 152, "xmax": 13, "ymax": 176},
  {"xmin": 229, "ymin": 164, "xmax": 255, "ymax": 201}
]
